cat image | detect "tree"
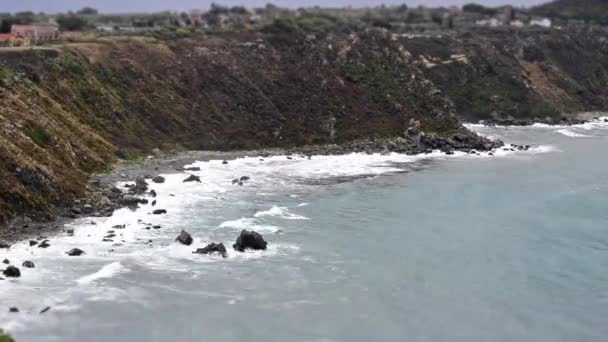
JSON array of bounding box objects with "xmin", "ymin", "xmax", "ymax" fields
[
  {"xmin": 77, "ymin": 7, "xmax": 99, "ymax": 15},
  {"xmin": 57, "ymin": 15, "xmax": 89, "ymax": 31}
]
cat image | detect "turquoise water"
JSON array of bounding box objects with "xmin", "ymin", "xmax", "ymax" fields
[{"xmin": 1, "ymin": 122, "xmax": 607, "ymax": 341}]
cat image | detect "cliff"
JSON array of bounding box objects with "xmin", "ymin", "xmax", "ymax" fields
[{"xmin": 0, "ymin": 28, "xmax": 607, "ymax": 225}]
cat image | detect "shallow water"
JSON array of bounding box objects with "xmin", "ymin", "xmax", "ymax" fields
[{"xmin": 1, "ymin": 119, "xmax": 608, "ymax": 342}]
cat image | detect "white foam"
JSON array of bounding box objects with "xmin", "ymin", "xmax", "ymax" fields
[
  {"xmin": 254, "ymin": 206, "xmax": 309, "ymax": 220},
  {"xmin": 555, "ymin": 129, "xmax": 592, "ymax": 138},
  {"xmin": 76, "ymin": 262, "xmax": 128, "ymax": 285},
  {"xmin": 219, "ymin": 217, "xmax": 282, "ymax": 233}
]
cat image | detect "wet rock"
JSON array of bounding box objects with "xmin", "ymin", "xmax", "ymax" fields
[
  {"xmin": 0, "ymin": 241, "xmax": 10, "ymax": 249},
  {"xmin": 176, "ymin": 230, "xmax": 193, "ymax": 246},
  {"xmin": 9, "ymin": 307, "xmax": 19, "ymax": 313},
  {"xmin": 120, "ymin": 195, "xmax": 142, "ymax": 206},
  {"xmin": 29, "ymin": 240, "xmax": 38, "ymax": 247},
  {"xmin": 233, "ymin": 230, "xmax": 267, "ymax": 252},
  {"xmin": 152, "ymin": 200, "xmax": 156, "ymax": 206},
  {"xmin": 152, "ymin": 209, "xmax": 167, "ymax": 215},
  {"xmin": 22, "ymin": 261, "xmax": 35, "ymax": 268},
  {"xmin": 152, "ymin": 176, "xmax": 165, "ymax": 183},
  {"xmin": 71, "ymin": 207, "xmax": 82, "ymax": 215},
  {"xmin": 40, "ymin": 306, "xmax": 51, "ymax": 314},
  {"xmin": 102, "ymin": 239, "xmax": 113, "ymax": 242},
  {"xmin": 66, "ymin": 248, "xmax": 85, "ymax": 256},
  {"xmin": 184, "ymin": 167, "xmax": 201, "ymax": 171},
  {"xmin": 150, "ymin": 190, "xmax": 157, "ymax": 197},
  {"xmin": 3, "ymin": 266, "xmax": 21, "ymax": 277},
  {"xmin": 105, "ymin": 234, "xmax": 116, "ymax": 238},
  {"xmin": 222, "ymin": 160, "xmax": 228, "ymax": 164},
  {"xmin": 82, "ymin": 204, "xmax": 95, "ymax": 214},
  {"xmin": 2, "ymin": 259, "xmax": 8, "ymax": 264},
  {"xmin": 183, "ymin": 175, "xmax": 201, "ymax": 183},
  {"xmin": 153, "ymin": 225, "xmax": 161, "ymax": 229},
  {"xmin": 38, "ymin": 240, "xmax": 51, "ymax": 248},
  {"xmin": 240, "ymin": 176, "xmax": 250, "ymax": 181},
  {"xmin": 232, "ymin": 179, "xmax": 239, "ymax": 185},
  {"xmin": 194, "ymin": 243, "xmax": 227, "ymax": 258},
  {"xmin": 113, "ymin": 224, "xmax": 126, "ymax": 229}
]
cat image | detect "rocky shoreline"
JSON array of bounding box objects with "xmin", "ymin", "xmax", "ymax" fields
[
  {"xmin": 0, "ymin": 127, "xmax": 502, "ymax": 243},
  {"xmin": 478, "ymin": 113, "xmax": 608, "ymax": 127}
]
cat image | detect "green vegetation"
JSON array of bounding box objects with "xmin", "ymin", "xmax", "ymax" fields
[
  {"xmin": 57, "ymin": 14, "xmax": 89, "ymax": 31},
  {"xmin": 26, "ymin": 126, "xmax": 52, "ymax": 147},
  {"xmin": 0, "ymin": 330, "xmax": 15, "ymax": 342}
]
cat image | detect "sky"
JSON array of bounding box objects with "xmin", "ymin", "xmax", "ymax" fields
[{"xmin": 0, "ymin": 0, "xmax": 550, "ymax": 14}]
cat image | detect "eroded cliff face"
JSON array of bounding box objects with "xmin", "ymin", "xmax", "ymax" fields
[{"xmin": 0, "ymin": 28, "xmax": 606, "ymax": 224}]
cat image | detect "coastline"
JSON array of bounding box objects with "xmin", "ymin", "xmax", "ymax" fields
[{"xmin": 0, "ymin": 131, "xmax": 502, "ymax": 243}]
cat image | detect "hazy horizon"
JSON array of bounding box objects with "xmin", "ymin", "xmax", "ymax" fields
[{"xmin": 0, "ymin": 0, "xmax": 549, "ymax": 14}]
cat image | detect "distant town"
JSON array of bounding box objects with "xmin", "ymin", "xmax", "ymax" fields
[{"xmin": 0, "ymin": 1, "xmax": 605, "ymax": 47}]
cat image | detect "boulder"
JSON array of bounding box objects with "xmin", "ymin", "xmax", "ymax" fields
[
  {"xmin": 120, "ymin": 195, "xmax": 142, "ymax": 206},
  {"xmin": 152, "ymin": 209, "xmax": 167, "ymax": 215},
  {"xmin": 9, "ymin": 307, "xmax": 19, "ymax": 313},
  {"xmin": 66, "ymin": 248, "xmax": 85, "ymax": 256},
  {"xmin": 3, "ymin": 266, "xmax": 21, "ymax": 277},
  {"xmin": 150, "ymin": 190, "xmax": 157, "ymax": 197},
  {"xmin": 193, "ymin": 243, "xmax": 227, "ymax": 258},
  {"xmin": 2, "ymin": 259, "xmax": 8, "ymax": 264},
  {"xmin": 183, "ymin": 175, "xmax": 201, "ymax": 183},
  {"xmin": 22, "ymin": 261, "xmax": 35, "ymax": 268},
  {"xmin": 176, "ymin": 230, "xmax": 193, "ymax": 246},
  {"xmin": 0, "ymin": 241, "xmax": 11, "ymax": 249},
  {"xmin": 184, "ymin": 167, "xmax": 201, "ymax": 171},
  {"xmin": 38, "ymin": 240, "xmax": 51, "ymax": 248},
  {"xmin": 233, "ymin": 230, "xmax": 267, "ymax": 252},
  {"xmin": 152, "ymin": 176, "xmax": 165, "ymax": 184},
  {"xmin": 240, "ymin": 176, "xmax": 250, "ymax": 181},
  {"xmin": 82, "ymin": 204, "xmax": 95, "ymax": 214},
  {"xmin": 222, "ymin": 160, "xmax": 228, "ymax": 165}
]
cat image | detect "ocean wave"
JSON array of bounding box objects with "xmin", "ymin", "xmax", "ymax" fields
[
  {"xmin": 555, "ymin": 129, "xmax": 592, "ymax": 138},
  {"xmin": 254, "ymin": 206, "xmax": 309, "ymax": 220},
  {"xmin": 219, "ymin": 217, "xmax": 282, "ymax": 233},
  {"xmin": 76, "ymin": 262, "xmax": 129, "ymax": 285}
]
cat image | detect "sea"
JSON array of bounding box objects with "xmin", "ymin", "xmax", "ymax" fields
[{"xmin": 1, "ymin": 118, "xmax": 607, "ymax": 342}]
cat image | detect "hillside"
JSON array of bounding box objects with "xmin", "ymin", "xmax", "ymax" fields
[
  {"xmin": 1, "ymin": 28, "xmax": 608, "ymax": 226},
  {"xmin": 531, "ymin": 0, "xmax": 608, "ymax": 24}
]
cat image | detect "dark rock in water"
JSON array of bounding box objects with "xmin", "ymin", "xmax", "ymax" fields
[
  {"xmin": 139, "ymin": 199, "xmax": 149, "ymax": 205},
  {"xmin": 240, "ymin": 176, "xmax": 250, "ymax": 181},
  {"xmin": 66, "ymin": 248, "xmax": 85, "ymax": 256},
  {"xmin": 9, "ymin": 307, "xmax": 19, "ymax": 313},
  {"xmin": 3, "ymin": 266, "xmax": 21, "ymax": 277},
  {"xmin": 102, "ymin": 239, "xmax": 113, "ymax": 242},
  {"xmin": 71, "ymin": 207, "xmax": 82, "ymax": 215},
  {"xmin": 2, "ymin": 259, "xmax": 8, "ymax": 264},
  {"xmin": 120, "ymin": 195, "xmax": 142, "ymax": 206},
  {"xmin": 238, "ymin": 181, "xmax": 244, "ymax": 186},
  {"xmin": 222, "ymin": 160, "xmax": 228, "ymax": 165},
  {"xmin": 152, "ymin": 176, "xmax": 165, "ymax": 183},
  {"xmin": 0, "ymin": 241, "xmax": 11, "ymax": 249},
  {"xmin": 233, "ymin": 230, "xmax": 267, "ymax": 252},
  {"xmin": 150, "ymin": 190, "xmax": 157, "ymax": 198},
  {"xmin": 232, "ymin": 179, "xmax": 239, "ymax": 185},
  {"xmin": 153, "ymin": 225, "xmax": 161, "ymax": 229},
  {"xmin": 40, "ymin": 306, "xmax": 51, "ymax": 314},
  {"xmin": 113, "ymin": 224, "xmax": 126, "ymax": 229},
  {"xmin": 185, "ymin": 166, "xmax": 201, "ymax": 171},
  {"xmin": 176, "ymin": 230, "xmax": 193, "ymax": 246},
  {"xmin": 22, "ymin": 261, "xmax": 35, "ymax": 268},
  {"xmin": 194, "ymin": 243, "xmax": 227, "ymax": 258},
  {"xmin": 183, "ymin": 175, "xmax": 201, "ymax": 183},
  {"xmin": 105, "ymin": 234, "xmax": 116, "ymax": 238},
  {"xmin": 152, "ymin": 200, "xmax": 156, "ymax": 206},
  {"xmin": 38, "ymin": 240, "xmax": 51, "ymax": 248},
  {"xmin": 152, "ymin": 209, "xmax": 167, "ymax": 215},
  {"xmin": 82, "ymin": 204, "xmax": 95, "ymax": 214}
]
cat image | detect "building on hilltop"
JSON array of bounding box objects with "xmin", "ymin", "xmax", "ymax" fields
[{"xmin": 11, "ymin": 24, "xmax": 60, "ymax": 44}]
